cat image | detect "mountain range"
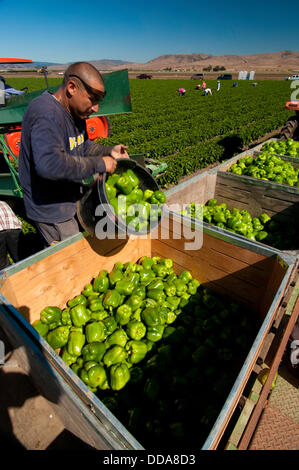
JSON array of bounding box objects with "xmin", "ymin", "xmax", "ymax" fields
[
  {"xmin": 1, "ymin": 51, "xmax": 298, "ymax": 72},
  {"xmin": 45, "ymin": 51, "xmax": 299, "ymax": 72}
]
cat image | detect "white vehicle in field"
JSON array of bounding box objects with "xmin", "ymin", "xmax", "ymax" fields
[{"xmin": 288, "ymin": 74, "xmax": 299, "ymax": 80}]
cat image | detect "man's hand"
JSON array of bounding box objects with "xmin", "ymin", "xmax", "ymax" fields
[
  {"xmin": 111, "ymin": 144, "xmax": 130, "ymax": 160},
  {"xmin": 103, "ymin": 156, "xmax": 117, "ymax": 173}
]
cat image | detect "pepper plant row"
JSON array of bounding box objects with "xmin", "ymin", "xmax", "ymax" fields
[{"xmin": 100, "ymin": 79, "xmax": 292, "ymax": 185}]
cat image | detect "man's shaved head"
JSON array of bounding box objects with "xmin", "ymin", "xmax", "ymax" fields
[{"xmin": 63, "ymin": 62, "xmax": 104, "ymax": 89}]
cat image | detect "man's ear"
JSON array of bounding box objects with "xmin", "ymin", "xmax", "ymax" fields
[{"xmin": 66, "ymin": 79, "xmax": 77, "ymax": 98}]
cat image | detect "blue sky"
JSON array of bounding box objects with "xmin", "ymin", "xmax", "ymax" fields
[{"xmin": 1, "ymin": 0, "xmax": 299, "ymax": 64}]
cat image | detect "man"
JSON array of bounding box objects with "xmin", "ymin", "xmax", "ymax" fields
[
  {"xmin": 0, "ymin": 201, "xmax": 22, "ymax": 270},
  {"xmin": 19, "ymin": 62, "xmax": 129, "ymax": 246},
  {"xmin": 204, "ymin": 88, "xmax": 212, "ymax": 95}
]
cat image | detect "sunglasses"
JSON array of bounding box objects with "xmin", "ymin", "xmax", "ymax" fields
[{"xmin": 67, "ymin": 73, "xmax": 106, "ymax": 103}]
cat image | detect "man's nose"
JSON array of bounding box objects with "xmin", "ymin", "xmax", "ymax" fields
[{"xmin": 91, "ymin": 104, "xmax": 99, "ymax": 113}]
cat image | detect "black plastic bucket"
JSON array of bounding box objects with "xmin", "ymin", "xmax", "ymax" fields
[{"xmin": 77, "ymin": 159, "xmax": 164, "ymax": 238}]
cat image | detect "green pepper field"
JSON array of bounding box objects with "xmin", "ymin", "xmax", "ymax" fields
[{"xmin": 7, "ymin": 76, "xmax": 293, "ymax": 188}]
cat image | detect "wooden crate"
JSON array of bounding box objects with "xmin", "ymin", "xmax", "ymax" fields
[
  {"xmin": 165, "ymin": 169, "xmax": 299, "ymax": 257},
  {"xmin": 0, "ymin": 214, "xmax": 297, "ymax": 450}
]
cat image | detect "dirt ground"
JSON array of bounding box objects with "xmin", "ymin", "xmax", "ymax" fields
[{"xmin": 0, "ymin": 326, "xmax": 94, "ymax": 450}]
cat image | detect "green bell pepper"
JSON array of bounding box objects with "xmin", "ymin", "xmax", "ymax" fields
[
  {"xmin": 130, "ymin": 307, "xmax": 142, "ymax": 322},
  {"xmin": 115, "ymin": 304, "xmax": 132, "ymax": 326},
  {"xmin": 102, "ymin": 316, "xmax": 118, "ymax": 337},
  {"xmin": 103, "ymin": 290, "xmax": 122, "ymax": 310},
  {"xmin": 125, "ymin": 294, "xmax": 143, "ymax": 312},
  {"xmin": 110, "ymin": 363, "xmax": 131, "ymax": 390},
  {"xmin": 126, "ymin": 169, "xmax": 139, "ymax": 188},
  {"xmin": 173, "ymin": 279, "xmax": 188, "ymax": 296},
  {"xmin": 164, "ymin": 283, "xmax": 176, "ymax": 297},
  {"xmin": 126, "ymin": 272, "xmax": 140, "ymax": 289},
  {"xmin": 88, "ymin": 297, "xmax": 104, "ymax": 312},
  {"xmin": 81, "ymin": 283, "xmax": 95, "ymax": 297},
  {"xmin": 165, "ymin": 296, "xmax": 181, "ymax": 311},
  {"xmin": 93, "ymin": 270, "xmax": 109, "ymax": 293},
  {"xmin": 142, "ymin": 307, "xmax": 161, "ymax": 327},
  {"xmin": 139, "ymin": 269, "xmax": 156, "ymax": 286},
  {"xmin": 115, "ymin": 279, "xmax": 135, "ymax": 296},
  {"xmin": 61, "ymin": 307, "xmax": 72, "ymax": 326},
  {"xmin": 132, "ymin": 285, "xmax": 146, "ymax": 300},
  {"xmin": 138, "ymin": 256, "xmax": 154, "ymax": 271},
  {"xmin": 40, "ymin": 306, "xmax": 62, "ymax": 330},
  {"xmin": 152, "ymin": 263, "xmax": 167, "ymax": 278},
  {"xmin": 103, "ymin": 345, "xmax": 127, "ymax": 367},
  {"xmin": 82, "ymin": 342, "xmax": 106, "ymax": 363},
  {"xmin": 188, "ymin": 279, "xmax": 200, "ymax": 295},
  {"xmin": 115, "ymin": 174, "xmax": 135, "ymax": 195},
  {"xmin": 108, "ymin": 268, "xmax": 123, "ymax": 286},
  {"xmin": 61, "ymin": 346, "xmax": 77, "ymax": 366},
  {"xmin": 147, "ymin": 289, "xmax": 166, "ymax": 304},
  {"xmin": 105, "ymin": 182, "xmax": 117, "ymax": 201},
  {"xmin": 126, "ymin": 340, "xmax": 148, "ymax": 364},
  {"xmin": 90, "ymin": 309, "xmax": 109, "ymax": 321},
  {"xmin": 67, "ymin": 294, "xmax": 87, "ymax": 308},
  {"xmin": 143, "ymin": 189, "xmax": 154, "ymax": 201},
  {"xmin": 147, "ymin": 278, "xmax": 164, "ymax": 291},
  {"xmin": 105, "ymin": 328, "xmax": 128, "ymax": 348},
  {"xmin": 80, "ymin": 364, "xmax": 109, "ymax": 390},
  {"xmin": 85, "ymin": 321, "xmax": 105, "ymax": 343},
  {"xmin": 67, "ymin": 330, "xmax": 86, "ymax": 356},
  {"xmin": 32, "ymin": 319, "xmax": 49, "ymax": 338},
  {"xmin": 179, "ymin": 270, "xmax": 193, "ymax": 284},
  {"xmin": 126, "ymin": 188, "xmax": 143, "ymax": 205},
  {"xmin": 126, "ymin": 320, "xmax": 147, "ymax": 340},
  {"xmin": 47, "ymin": 326, "xmax": 70, "ymax": 350},
  {"xmin": 146, "ymin": 324, "xmax": 165, "ymax": 342},
  {"xmin": 70, "ymin": 304, "xmax": 91, "ymax": 327},
  {"xmin": 166, "ymin": 310, "xmax": 177, "ymax": 324}
]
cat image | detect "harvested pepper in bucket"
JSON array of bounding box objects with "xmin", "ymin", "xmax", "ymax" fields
[{"xmin": 105, "ymin": 168, "xmax": 166, "ymax": 233}]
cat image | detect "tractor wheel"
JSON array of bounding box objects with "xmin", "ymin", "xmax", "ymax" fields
[
  {"xmin": 86, "ymin": 116, "xmax": 111, "ymax": 141},
  {"xmin": 280, "ymin": 116, "xmax": 299, "ymax": 141}
]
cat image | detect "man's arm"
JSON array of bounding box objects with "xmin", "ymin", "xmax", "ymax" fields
[{"xmin": 31, "ymin": 117, "xmax": 107, "ymax": 182}]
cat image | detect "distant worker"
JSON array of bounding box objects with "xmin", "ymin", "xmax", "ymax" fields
[
  {"xmin": 0, "ymin": 201, "xmax": 22, "ymax": 270},
  {"xmin": 178, "ymin": 87, "xmax": 186, "ymax": 96},
  {"xmin": 217, "ymin": 80, "xmax": 221, "ymax": 91},
  {"xmin": 0, "ymin": 76, "xmax": 27, "ymax": 100},
  {"xmin": 233, "ymin": 82, "xmax": 238, "ymax": 88},
  {"xmin": 204, "ymin": 88, "xmax": 212, "ymax": 96}
]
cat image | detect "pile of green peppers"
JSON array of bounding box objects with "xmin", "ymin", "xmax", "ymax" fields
[
  {"xmin": 105, "ymin": 169, "xmax": 166, "ymax": 232},
  {"xmin": 228, "ymin": 153, "xmax": 299, "ymax": 187},
  {"xmin": 261, "ymin": 138, "xmax": 299, "ymax": 158},
  {"xmin": 33, "ymin": 256, "xmax": 199, "ymax": 393},
  {"xmin": 181, "ymin": 199, "xmax": 298, "ymax": 250},
  {"xmin": 99, "ymin": 287, "xmax": 257, "ymax": 448}
]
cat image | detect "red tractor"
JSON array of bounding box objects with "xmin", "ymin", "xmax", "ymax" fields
[{"xmin": 280, "ymin": 100, "xmax": 299, "ymax": 140}]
